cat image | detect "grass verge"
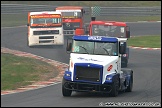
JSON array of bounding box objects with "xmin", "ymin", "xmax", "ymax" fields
[
  {"xmin": 1, "ymin": 53, "xmax": 59, "ymax": 90},
  {"xmin": 128, "ymin": 35, "xmax": 161, "ymax": 48},
  {"xmin": 1, "ymin": 14, "xmax": 161, "ymax": 27}
]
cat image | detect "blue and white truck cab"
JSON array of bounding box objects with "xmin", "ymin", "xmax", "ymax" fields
[{"xmin": 62, "ymin": 35, "xmax": 133, "ymax": 97}]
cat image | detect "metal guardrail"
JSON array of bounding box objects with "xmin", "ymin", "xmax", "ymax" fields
[
  {"xmin": 1, "ymin": 4, "xmax": 161, "ymax": 16},
  {"xmin": 100, "ymin": 7, "xmax": 161, "ymax": 16}
]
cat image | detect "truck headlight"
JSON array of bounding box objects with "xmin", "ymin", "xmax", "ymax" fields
[
  {"xmin": 65, "ymin": 73, "xmax": 71, "ymax": 77},
  {"xmin": 64, "ymin": 71, "xmax": 71, "ymax": 81},
  {"xmin": 104, "ymin": 75, "xmax": 113, "ymax": 83},
  {"xmin": 107, "ymin": 77, "xmax": 112, "ymax": 80}
]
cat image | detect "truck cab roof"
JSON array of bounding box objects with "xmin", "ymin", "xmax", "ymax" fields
[
  {"xmin": 90, "ymin": 20, "xmax": 127, "ymax": 26},
  {"xmin": 29, "ymin": 11, "xmax": 61, "ymax": 15},
  {"xmin": 73, "ymin": 35, "xmax": 118, "ymax": 42},
  {"xmin": 73, "ymin": 35, "xmax": 127, "ymax": 42}
]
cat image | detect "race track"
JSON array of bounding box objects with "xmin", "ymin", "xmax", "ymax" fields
[{"xmin": 1, "ymin": 22, "xmax": 161, "ymax": 107}]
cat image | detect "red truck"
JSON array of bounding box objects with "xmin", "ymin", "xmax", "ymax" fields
[
  {"xmin": 76, "ymin": 17, "xmax": 130, "ymax": 67},
  {"xmin": 55, "ymin": 6, "xmax": 85, "ymax": 36}
]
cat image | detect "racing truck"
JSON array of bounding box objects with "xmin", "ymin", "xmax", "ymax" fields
[
  {"xmin": 55, "ymin": 6, "xmax": 85, "ymax": 36},
  {"xmin": 27, "ymin": 11, "xmax": 64, "ymax": 47},
  {"xmin": 62, "ymin": 35, "xmax": 133, "ymax": 97},
  {"xmin": 75, "ymin": 17, "xmax": 130, "ymax": 67}
]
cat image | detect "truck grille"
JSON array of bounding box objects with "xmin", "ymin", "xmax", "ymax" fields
[
  {"xmin": 39, "ymin": 36, "xmax": 54, "ymax": 39},
  {"xmin": 33, "ymin": 30, "xmax": 59, "ymax": 35},
  {"xmin": 75, "ymin": 66, "xmax": 101, "ymax": 82},
  {"xmin": 39, "ymin": 36, "xmax": 54, "ymax": 43},
  {"xmin": 39, "ymin": 40, "xmax": 54, "ymax": 43},
  {"xmin": 63, "ymin": 30, "xmax": 75, "ymax": 35}
]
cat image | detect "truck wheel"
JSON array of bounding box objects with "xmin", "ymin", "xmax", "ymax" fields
[
  {"xmin": 109, "ymin": 78, "xmax": 119, "ymax": 97},
  {"xmin": 62, "ymin": 78, "xmax": 72, "ymax": 97},
  {"xmin": 126, "ymin": 72, "xmax": 133, "ymax": 92}
]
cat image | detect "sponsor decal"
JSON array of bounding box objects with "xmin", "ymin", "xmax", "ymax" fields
[
  {"xmin": 88, "ymin": 36, "xmax": 102, "ymax": 40},
  {"xmin": 105, "ymin": 23, "xmax": 113, "ymax": 25},
  {"xmin": 77, "ymin": 57, "xmax": 102, "ymax": 62},
  {"xmin": 64, "ymin": 19, "xmax": 72, "ymax": 22},
  {"xmin": 107, "ymin": 65, "xmax": 113, "ymax": 71}
]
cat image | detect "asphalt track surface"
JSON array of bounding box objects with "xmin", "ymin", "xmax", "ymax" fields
[{"xmin": 1, "ymin": 22, "xmax": 161, "ymax": 107}]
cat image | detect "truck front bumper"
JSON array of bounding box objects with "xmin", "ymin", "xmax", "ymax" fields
[{"xmin": 62, "ymin": 78, "xmax": 113, "ymax": 93}]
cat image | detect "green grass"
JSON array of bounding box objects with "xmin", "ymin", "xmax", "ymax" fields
[
  {"xmin": 1, "ymin": 14, "xmax": 161, "ymax": 27},
  {"xmin": 1, "ymin": 14, "xmax": 28, "ymax": 27},
  {"xmin": 128, "ymin": 35, "xmax": 161, "ymax": 48},
  {"xmin": 1, "ymin": 53, "xmax": 59, "ymax": 90}
]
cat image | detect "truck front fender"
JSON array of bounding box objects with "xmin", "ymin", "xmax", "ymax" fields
[
  {"xmin": 63, "ymin": 71, "xmax": 72, "ymax": 81},
  {"xmin": 104, "ymin": 73, "xmax": 120, "ymax": 84}
]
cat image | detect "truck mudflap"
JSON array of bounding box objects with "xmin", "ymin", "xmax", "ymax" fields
[{"xmin": 63, "ymin": 79, "xmax": 113, "ymax": 93}]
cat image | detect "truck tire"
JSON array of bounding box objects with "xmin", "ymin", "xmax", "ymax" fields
[
  {"xmin": 125, "ymin": 71, "xmax": 133, "ymax": 92},
  {"xmin": 122, "ymin": 69, "xmax": 133, "ymax": 92},
  {"xmin": 62, "ymin": 78, "xmax": 72, "ymax": 97},
  {"xmin": 109, "ymin": 77, "xmax": 119, "ymax": 97}
]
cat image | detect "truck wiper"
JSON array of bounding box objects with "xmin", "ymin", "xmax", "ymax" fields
[
  {"xmin": 102, "ymin": 48, "xmax": 110, "ymax": 55},
  {"xmin": 78, "ymin": 46, "xmax": 89, "ymax": 54}
]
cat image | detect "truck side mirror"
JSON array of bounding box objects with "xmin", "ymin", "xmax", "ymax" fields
[
  {"xmin": 85, "ymin": 30, "xmax": 89, "ymax": 35},
  {"xmin": 66, "ymin": 43, "xmax": 72, "ymax": 52},
  {"xmin": 126, "ymin": 26, "xmax": 130, "ymax": 38},
  {"xmin": 119, "ymin": 42, "xmax": 126, "ymax": 54},
  {"xmin": 91, "ymin": 17, "xmax": 96, "ymax": 21},
  {"xmin": 85, "ymin": 25, "xmax": 89, "ymax": 35},
  {"xmin": 66, "ymin": 38, "xmax": 72, "ymax": 52},
  {"xmin": 83, "ymin": 10, "xmax": 85, "ymax": 14}
]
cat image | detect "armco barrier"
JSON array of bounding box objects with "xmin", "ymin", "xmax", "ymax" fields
[{"xmin": 1, "ymin": 4, "xmax": 161, "ymax": 16}]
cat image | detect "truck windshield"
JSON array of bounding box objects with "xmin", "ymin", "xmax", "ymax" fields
[
  {"xmin": 92, "ymin": 25, "xmax": 126, "ymax": 38},
  {"xmin": 72, "ymin": 40, "xmax": 118, "ymax": 56},
  {"xmin": 31, "ymin": 18, "xmax": 62, "ymax": 24},
  {"xmin": 61, "ymin": 12, "xmax": 82, "ymax": 18}
]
